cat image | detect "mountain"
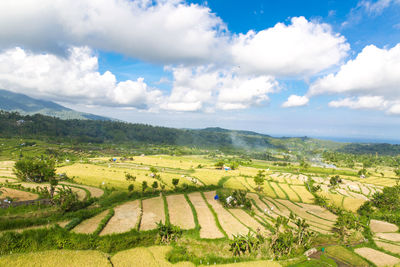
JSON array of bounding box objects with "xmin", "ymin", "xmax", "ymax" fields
[{"xmin": 0, "ymin": 89, "xmax": 112, "ymax": 121}]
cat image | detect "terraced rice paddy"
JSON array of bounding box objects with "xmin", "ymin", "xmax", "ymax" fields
[
  {"xmin": 0, "ymin": 187, "xmax": 38, "ymax": 201},
  {"xmin": 15, "ymin": 182, "xmax": 87, "ymax": 200},
  {"xmin": 370, "ymin": 219, "xmax": 399, "ymax": 233},
  {"xmin": 60, "ymin": 182, "xmax": 104, "ymax": 198},
  {"xmin": 100, "ymin": 200, "xmax": 140, "ymax": 235},
  {"xmin": 166, "ymin": 194, "xmax": 195, "ymax": 229},
  {"xmin": 355, "ymin": 247, "xmax": 400, "ymax": 266},
  {"xmin": 0, "ymin": 250, "xmax": 111, "ymax": 267},
  {"xmin": 375, "ymin": 240, "xmax": 400, "ymax": 254},
  {"xmin": 228, "ymin": 208, "xmax": 265, "ymax": 233},
  {"xmin": 140, "ymin": 195, "xmax": 165, "ymax": 231},
  {"xmin": 290, "ymin": 185, "xmax": 314, "ymax": 203},
  {"xmin": 204, "ymin": 191, "xmax": 249, "ymax": 238},
  {"xmin": 72, "ymin": 210, "xmax": 109, "ymax": 234},
  {"xmin": 188, "ymin": 192, "xmax": 224, "ymax": 239},
  {"xmin": 269, "ymin": 182, "xmax": 286, "ymax": 199},
  {"xmin": 376, "ymin": 233, "xmax": 400, "ymax": 242}
]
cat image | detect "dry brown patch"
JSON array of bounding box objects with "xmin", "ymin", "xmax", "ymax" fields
[
  {"xmin": 0, "ymin": 188, "xmax": 38, "ymax": 201},
  {"xmin": 100, "ymin": 200, "xmax": 140, "ymax": 235},
  {"xmin": 376, "ymin": 233, "xmax": 400, "ymax": 242},
  {"xmin": 166, "ymin": 194, "xmax": 195, "ymax": 230},
  {"xmin": 188, "ymin": 192, "xmax": 224, "ymax": 239},
  {"xmin": 371, "ymin": 219, "xmax": 399, "ymax": 233},
  {"xmin": 375, "ymin": 240, "xmax": 400, "ymax": 255},
  {"xmin": 60, "ymin": 182, "xmax": 104, "ymax": 198},
  {"xmin": 72, "ymin": 210, "xmax": 109, "ymax": 234},
  {"xmin": 17, "ymin": 183, "xmax": 87, "ymax": 200},
  {"xmin": 204, "ymin": 191, "xmax": 249, "ymax": 238},
  {"xmin": 229, "ymin": 208, "xmax": 266, "ymax": 233},
  {"xmin": 140, "ymin": 195, "xmax": 165, "ymax": 231},
  {"xmin": 299, "ymin": 203, "xmax": 338, "ymax": 221},
  {"xmin": 355, "ymin": 247, "xmax": 400, "ymax": 266}
]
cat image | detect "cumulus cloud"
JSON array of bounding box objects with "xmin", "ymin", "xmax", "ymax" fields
[
  {"xmin": 328, "ymin": 96, "xmax": 388, "ymax": 110},
  {"xmin": 309, "ymin": 44, "xmax": 400, "ymax": 96},
  {"xmin": 282, "ymin": 95, "xmax": 309, "ymax": 108},
  {"xmin": 0, "ymin": 1, "xmax": 350, "ymax": 76},
  {"xmin": 0, "ymin": 46, "xmax": 162, "ymax": 109},
  {"xmin": 162, "ymin": 66, "xmax": 278, "ymax": 111},
  {"xmin": 309, "ymin": 44, "xmax": 400, "ymax": 114},
  {"xmin": 231, "ymin": 17, "xmax": 349, "ymax": 77},
  {"xmin": 0, "ymin": 0, "xmax": 227, "ymax": 64}
]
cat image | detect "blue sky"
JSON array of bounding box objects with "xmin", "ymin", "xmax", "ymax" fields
[{"xmin": 0, "ymin": 0, "xmax": 400, "ymax": 142}]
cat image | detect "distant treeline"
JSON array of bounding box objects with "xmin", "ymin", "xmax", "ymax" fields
[
  {"xmin": 0, "ymin": 111, "xmax": 283, "ymax": 150},
  {"xmin": 338, "ymin": 143, "xmax": 400, "ymax": 156}
]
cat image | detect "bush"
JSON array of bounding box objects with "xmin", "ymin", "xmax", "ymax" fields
[
  {"xmin": 14, "ymin": 157, "xmax": 56, "ymax": 183},
  {"xmin": 156, "ymin": 221, "xmax": 182, "ymax": 244}
]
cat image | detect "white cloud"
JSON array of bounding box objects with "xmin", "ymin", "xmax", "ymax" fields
[
  {"xmin": 282, "ymin": 95, "xmax": 309, "ymax": 108},
  {"xmin": 309, "ymin": 44, "xmax": 400, "ymax": 114},
  {"xmin": 328, "ymin": 96, "xmax": 388, "ymax": 110},
  {"xmin": 231, "ymin": 17, "xmax": 349, "ymax": 77},
  {"xmin": 0, "ymin": 0, "xmax": 227, "ymax": 65},
  {"xmin": 162, "ymin": 66, "xmax": 278, "ymax": 111},
  {"xmin": 359, "ymin": 0, "xmax": 400, "ymax": 15},
  {"xmin": 0, "ymin": 1, "xmax": 350, "ymax": 77},
  {"xmin": 309, "ymin": 44, "xmax": 400, "ymax": 97},
  {"xmin": 0, "ymin": 47, "xmax": 162, "ymax": 109}
]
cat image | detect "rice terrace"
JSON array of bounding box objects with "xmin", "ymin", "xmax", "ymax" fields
[
  {"xmin": 1, "ymin": 122, "xmax": 400, "ymax": 267},
  {"xmin": 1, "ymin": 0, "xmax": 400, "ymax": 266}
]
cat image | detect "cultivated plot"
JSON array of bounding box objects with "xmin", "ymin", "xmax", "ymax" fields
[
  {"xmin": 187, "ymin": 192, "xmax": 224, "ymax": 239},
  {"xmin": 140, "ymin": 195, "xmax": 165, "ymax": 231},
  {"xmin": 100, "ymin": 200, "xmax": 140, "ymax": 235},
  {"xmin": 166, "ymin": 194, "xmax": 195, "ymax": 230},
  {"xmin": 204, "ymin": 191, "xmax": 249, "ymax": 238}
]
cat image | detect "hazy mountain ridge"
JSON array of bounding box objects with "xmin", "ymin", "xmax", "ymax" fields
[{"xmin": 0, "ymin": 89, "xmax": 112, "ymax": 121}]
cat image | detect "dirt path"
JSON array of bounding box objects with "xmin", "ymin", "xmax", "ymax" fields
[{"xmin": 188, "ymin": 192, "xmax": 224, "ymax": 239}]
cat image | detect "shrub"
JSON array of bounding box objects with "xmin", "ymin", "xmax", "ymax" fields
[
  {"xmin": 156, "ymin": 221, "xmax": 182, "ymax": 244},
  {"xmin": 14, "ymin": 157, "xmax": 56, "ymax": 183}
]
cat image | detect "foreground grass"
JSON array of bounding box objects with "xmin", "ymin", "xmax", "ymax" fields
[{"xmin": 0, "ymin": 250, "xmax": 111, "ymax": 267}]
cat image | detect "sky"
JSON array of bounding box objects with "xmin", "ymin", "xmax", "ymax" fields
[{"xmin": 0, "ymin": 0, "xmax": 400, "ymax": 142}]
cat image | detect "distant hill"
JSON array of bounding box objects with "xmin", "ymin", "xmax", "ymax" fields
[
  {"xmin": 0, "ymin": 110, "xmax": 341, "ymax": 153},
  {"xmin": 0, "ymin": 89, "xmax": 112, "ymax": 121}
]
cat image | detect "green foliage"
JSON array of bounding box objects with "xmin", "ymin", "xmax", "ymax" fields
[
  {"xmin": 334, "ymin": 211, "xmax": 362, "ymax": 242},
  {"xmin": 253, "ymin": 170, "xmax": 265, "ymax": 191},
  {"xmin": 156, "ymin": 221, "xmax": 182, "ymax": 244},
  {"xmin": 215, "ymin": 161, "xmax": 225, "ymax": 169},
  {"xmin": 368, "ymin": 184, "xmax": 400, "ymax": 212},
  {"xmin": 269, "ymin": 213, "xmax": 315, "ymax": 259},
  {"xmin": 125, "ymin": 173, "xmax": 136, "ymax": 181},
  {"xmin": 172, "ymin": 178, "xmax": 179, "ymax": 188},
  {"xmin": 14, "ymin": 157, "xmax": 56, "ymax": 183},
  {"xmin": 229, "ymin": 161, "xmax": 239, "ymax": 170},
  {"xmin": 329, "ymin": 175, "xmax": 342, "ymax": 187},
  {"xmin": 141, "ymin": 181, "xmax": 148, "ymax": 192},
  {"xmin": 216, "ymin": 188, "xmax": 252, "ymax": 210},
  {"xmin": 151, "ymin": 181, "xmax": 158, "ymax": 191},
  {"xmin": 229, "ymin": 232, "xmax": 261, "ymax": 256},
  {"xmin": 127, "ymin": 184, "xmax": 134, "ymax": 192},
  {"xmin": 149, "ymin": 166, "xmax": 158, "ymax": 173},
  {"xmin": 53, "ymin": 185, "xmax": 80, "ymax": 212}
]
